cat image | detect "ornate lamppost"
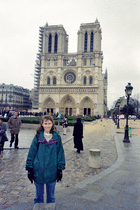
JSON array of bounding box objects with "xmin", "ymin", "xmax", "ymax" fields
[
  {"xmin": 123, "ymin": 83, "xmax": 133, "ymax": 143},
  {"xmin": 115, "ymin": 108, "xmax": 117, "ymax": 125},
  {"xmin": 117, "ymin": 99, "xmax": 121, "ymax": 129}
]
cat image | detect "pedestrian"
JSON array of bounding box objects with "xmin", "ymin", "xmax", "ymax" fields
[
  {"xmin": 8, "ymin": 110, "xmax": 22, "ymax": 149},
  {"xmin": 26, "ymin": 115, "xmax": 65, "ymax": 209},
  {"xmin": 73, "ymin": 117, "xmax": 83, "ymax": 153},
  {"xmin": 65, "ymin": 116, "xmax": 68, "ymax": 127},
  {"xmin": 62, "ymin": 117, "xmax": 67, "ymax": 135},
  {"xmin": 0, "ymin": 116, "xmax": 8, "ymax": 153}
]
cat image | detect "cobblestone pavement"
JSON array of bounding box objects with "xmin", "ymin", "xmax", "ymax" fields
[{"xmin": 0, "ymin": 119, "xmax": 117, "ymax": 209}]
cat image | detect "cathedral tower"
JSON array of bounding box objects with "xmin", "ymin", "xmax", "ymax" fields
[{"xmin": 33, "ymin": 20, "xmax": 107, "ymax": 117}]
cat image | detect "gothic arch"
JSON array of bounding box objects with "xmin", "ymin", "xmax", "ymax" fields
[
  {"xmin": 48, "ymin": 33, "xmax": 52, "ymax": 53},
  {"xmin": 42, "ymin": 97, "xmax": 56, "ymax": 114},
  {"xmin": 80, "ymin": 96, "xmax": 94, "ymax": 116},
  {"xmin": 59, "ymin": 94, "xmax": 76, "ymax": 115},
  {"xmin": 54, "ymin": 33, "xmax": 58, "ymax": 53},
  {"xmin": 89, "ymin": 75, "xmax": 93, "ymax": 85}
]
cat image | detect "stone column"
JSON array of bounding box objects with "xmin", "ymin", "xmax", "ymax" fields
[
  {"xmin": 77, "ymin": 30, "xmax": 83, "ymax": 53},
  {"xmin": 76, "ymin": 103, "xmax": 80, "ymax": 115},
  {"xmin": 58, "ymin": 33, "xmax": 62, "ymax": 53},
  {"xmin": 45, "ymin": 34, "xmax": 48, "ymax": 53},
  {"xmin": 51, "ymin": 34, "xmax": 55, "ymax": 54}
]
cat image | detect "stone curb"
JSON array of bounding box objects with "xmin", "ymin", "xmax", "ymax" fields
[{"xmin": 56, "ymin": 120, "xmax": 124, "ymax": 193}]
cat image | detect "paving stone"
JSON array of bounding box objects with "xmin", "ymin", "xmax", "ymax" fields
[
  {"xmin": 82, "ymin": 191, "xmax": 103, "ymax": 201},
  {"xmin": 94, "ymin": 180, "xmax": 115, "ymax": 188},
  {"xmin": 70, "ymin": 189, "xmax": 88, "ymax": 197},
  {"xmin": 82, "ymin": 201, "xmax": 122, "ymax": 210},
  {"xmin": 98, "ymin": 194, "xmax": 122, "ymax": 206},
  {"xmin": 101, "ymin": 188, "xmax": 119, "ymax": 196},
  {"xmin": 56, "ymin": 195, "xmax": 89, "ymax": 208},
  {"xmin": 119, "ymin": 199, "xmax": 140, "ymax": 210}
]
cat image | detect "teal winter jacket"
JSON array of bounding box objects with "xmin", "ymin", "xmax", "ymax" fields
[{"xmin": 26, "ymin": 131, "xmax": 65, "ymax": 184}]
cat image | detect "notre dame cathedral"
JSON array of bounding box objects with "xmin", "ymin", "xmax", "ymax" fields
[{"xmin": 33, "ymin": 19, "xmax": 107, "ymax": 117}]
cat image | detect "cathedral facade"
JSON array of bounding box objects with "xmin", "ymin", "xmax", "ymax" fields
[{"xmin": 33, "ymin": 19, "xmax": 107, "ymax": 116}]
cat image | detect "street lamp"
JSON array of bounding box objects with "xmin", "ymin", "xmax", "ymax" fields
[
  {"xmin": 123, "ymin": 83, "xmax": 133, "ymax": 143},
  {"xmin": 115, "ymin": 108, "xmax": 117, "ymax": 125},
  {"xmin": 117, "ymin": 99, "xmax": 121, "ymax": 129}
]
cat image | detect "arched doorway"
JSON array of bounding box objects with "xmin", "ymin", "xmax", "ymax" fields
[
  {"xmin": 80, "ymin": 97, "xmax": 94, "ymax": 116},
  {"xmin": 42, "ymin": 97, "xmax": 56, "ymax": 114},
  {"xmin": 59, "ymin": 95, "xmax": 76, "ymax": 116}
]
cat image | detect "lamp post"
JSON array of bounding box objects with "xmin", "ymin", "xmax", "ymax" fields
[
  {"xmin": 117, "ymin": 99, "xmax": 121, "ymax": 129},
  {"xmin": 115, "ymin": 108, "xmax": 117, "ymax": 125},
  {"xmin": 123, "ymin": 83, "xmax": 133, "ymax": 143}
]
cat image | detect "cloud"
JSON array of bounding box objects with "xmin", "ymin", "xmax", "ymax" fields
[{"xmin": 0, "ymin": 0, "xmax": 140, "ymax": 109}]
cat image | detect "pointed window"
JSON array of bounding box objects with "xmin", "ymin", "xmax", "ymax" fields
[
  {"xmin": 89, "ymin": 76, "xmax": 93, "ymax": 85},
  {"xmin": 90, "ymin": 58, "xmax": 92, "ymax": 65},
  {"xmin": 47, "ymin": 59, "xmax": 50, "ymax": 66},
  {"xmin": 47, "ymin": 77, "xmax": 50, "ymax": 85},
  {"xmin": 84, "ymin": 32, "xmax": 88, "ymax": 52},
  {"xmin": 54, "ymin": 33, "xmax": 58, "ymax": 53},
  {"xmin": 54, "ymin": 59, "xmax": 57, "ymax": 66},
  {"xmin": 53, "ymin": 77, "xmax": 56, "ymax": 85},
  {"xmin": 84, "ymin": 76, "xmax": 87, "ymax": 85},
  {"xmin": 90, "ymin": 32, "xmax": 94, "ymax": 52},
  {"xmin": 48, "ymin": 34, "xmax": 52, "ymax": 53},
  {"xmin": 83, "ymin": 58, "xmax": 87, "ymax": 66}
]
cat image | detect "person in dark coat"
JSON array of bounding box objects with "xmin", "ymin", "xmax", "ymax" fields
[
  {"xmin": 8, "ymin": 110, "xmax": 22, "ymax": 149},
  {"xmin": 0, "ymin": 116, "xmax": 8, "ymax": 153},
  {"xmin": 73, "ymin": 118, "xmax": 83, "ymax": 153}
]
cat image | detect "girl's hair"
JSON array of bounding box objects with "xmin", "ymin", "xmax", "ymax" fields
[{"xmin": 36, "ymin": 115, "xmax": 57, "ymax": 134}]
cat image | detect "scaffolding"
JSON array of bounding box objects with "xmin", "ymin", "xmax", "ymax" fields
[{"xmin": 33, "ymin": 27, "xmax": 44, "ymax": 108}]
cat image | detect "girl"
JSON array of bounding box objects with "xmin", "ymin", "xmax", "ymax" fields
[{"xmin": 26, "ymin": 115, "xmax": 65, "ymax": 209}]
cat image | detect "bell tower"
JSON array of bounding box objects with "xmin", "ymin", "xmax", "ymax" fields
[
  {"xmin": 77, "ymin": 18, "xmax": 102, "ymax": 53},
  {"xmin": 43, "ymin": 23, "xmax": 68, "ymax": 54}
]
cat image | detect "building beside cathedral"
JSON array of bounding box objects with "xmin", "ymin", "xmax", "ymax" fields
[{"xmin": 33, "ymin": 19, "xmax": 107, "ymax": 116}]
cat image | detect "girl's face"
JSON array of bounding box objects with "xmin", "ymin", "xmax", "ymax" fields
[{"xmin": 42, "ymin": 119, "xmax": 53, "ymax": 133}]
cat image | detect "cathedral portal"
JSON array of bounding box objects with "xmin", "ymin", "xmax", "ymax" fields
[{"xmin": 59, "ymin": 95, "xmax": 76, "ymax": 116}]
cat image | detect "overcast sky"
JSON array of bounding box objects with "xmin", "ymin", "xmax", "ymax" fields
[{"xmin": 0, "ymin": 0, "xmax": 140, "ymax": 109}]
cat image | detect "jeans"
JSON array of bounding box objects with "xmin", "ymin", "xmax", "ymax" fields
[
  {"xmin": 34, "ymin": 181, "xmax": 56, "ymax": 204},
  {"xmin": 10, "ymin": 133, "xmax": 19, "ymax": 148}
]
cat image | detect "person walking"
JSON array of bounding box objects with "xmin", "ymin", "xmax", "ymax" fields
[
  {"xmin": 62, "ymin": 117, "xmax": 67, "ymax": 135},
  {"xmin": 73, "ymin": 117, "xmax": 83, "ymax": 153},
  {"xmin": 0, "ymin": 116, "xmax": 8, "ymax": 153},
  {"xmin": 8, "ymin": 110, "xmax": 22, "ymax": 149},
  {"xmin": 26, "ymin": 115, "xmax": 65, "ymax": 209}
]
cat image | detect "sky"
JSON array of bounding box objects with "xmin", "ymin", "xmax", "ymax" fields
[{"xmin": 0, "ymin": 0, "xmax": 140, "ymax": 109}]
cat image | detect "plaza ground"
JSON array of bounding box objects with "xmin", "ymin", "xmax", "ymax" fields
[{"xmin": 0, "ymin": 119, "xmax": 140, "ymax": 209}]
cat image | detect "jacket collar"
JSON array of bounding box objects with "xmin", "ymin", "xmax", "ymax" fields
[{"xmin": 40, "ymin": 131, "xmax": 58, "ymax": 140}]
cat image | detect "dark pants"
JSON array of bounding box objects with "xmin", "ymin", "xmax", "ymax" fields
[
  {"xmin": 10, "ymin": 134, "xmax": 19, "ymax": 148},
  {"xmin": 0, "ymin": 141, "xmax": 4, "ymax": 153}
]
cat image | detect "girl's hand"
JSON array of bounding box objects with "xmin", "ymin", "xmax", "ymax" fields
[
  {"xmin": 26, "ymin": 168, "xmax": 34, "ymax": 184},
  {"xmin": 57, "ymin": 169, "xmax": 62, "ymax": 182}
]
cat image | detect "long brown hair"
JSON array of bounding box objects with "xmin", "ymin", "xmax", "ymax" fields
[{"xmin": 36, "ymin": 115, "xmax": 57, "ymax": 134}]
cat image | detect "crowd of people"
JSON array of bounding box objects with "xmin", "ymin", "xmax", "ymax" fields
[{"xmin": 0, "ymin": 110, "xmax": 46, "ymax": 119}]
